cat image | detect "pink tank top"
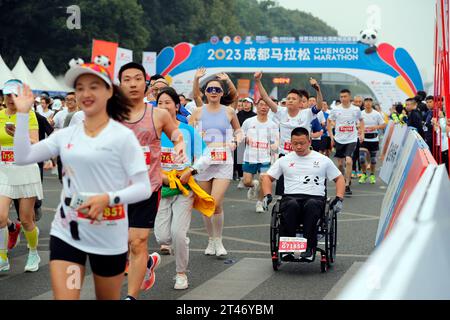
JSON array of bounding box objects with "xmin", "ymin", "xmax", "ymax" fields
[{"xmin": 122, "ymin": 105, "xmax": 162, "ymax": 192}]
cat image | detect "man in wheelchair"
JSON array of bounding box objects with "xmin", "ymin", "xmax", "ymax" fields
[{"xmin": 261, "ymin": 127, "xmax": 345, "ymax": 260}]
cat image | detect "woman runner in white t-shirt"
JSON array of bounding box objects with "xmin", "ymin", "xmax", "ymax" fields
[{"xmin": 12, "ymin": 59, "xmax": 151, "ymax": 300}]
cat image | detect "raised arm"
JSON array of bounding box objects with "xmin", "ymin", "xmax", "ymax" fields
[
  {"xmin": 193, "ymin": 67, "xmax": 206, "ymax": 107},
  {"xmin": 254, "ymin": 72, "xmax": 278, "ymax": 113},
  {"xmin": 217, "ymin": 73, "xmax": 239, "ymax": 109},
  {"xmin": 310, "ymin": 78, "xmax": 323, "ymax": 111}
]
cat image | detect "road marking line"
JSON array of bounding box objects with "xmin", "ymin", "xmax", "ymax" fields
[{"xmin": 178, "ymin": 258, "xmax": 273, "ymax": 300}]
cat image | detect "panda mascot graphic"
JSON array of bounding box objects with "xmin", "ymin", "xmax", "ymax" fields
[{"xmin": 359, "ymin": 28, "xmax": 378, "ymax": 54}]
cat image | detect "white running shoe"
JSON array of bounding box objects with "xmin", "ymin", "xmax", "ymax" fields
[
  {"xmin": 256, "ymin": 201, "xmax": 264, "ymax": 213},
  {"xmin": 174, "ymin": 274, "xmax": 189, "ymax": 290},
  {"xmin": 24, "ymin": 251, "xmax": 40, "ymax": 272},
  {"xmin": 0, "ymin": 257, "xmax": 10, "ymax": 272},
  {"xmin": 237, "ymin": 178, "xmax": 245, "ymax": 189},
  {"xmin": 215, "ymin": 238, "xmax": 228, "ymax": 256},
  {"xmin": 249, "ymin": 180, "xmax": 260, "ymax": 200},
  {"xmin": 204, "ymin": 238, "xmax": 216, "ymax": 256}
]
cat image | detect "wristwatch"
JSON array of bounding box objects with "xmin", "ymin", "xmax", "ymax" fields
[
  {"xmin": 189, "ymin": 167, "xmax": 198, "ymax": 176},
  {"xmin": 108, "ymin": 192, "xmax": 121, "ymax": 206}
]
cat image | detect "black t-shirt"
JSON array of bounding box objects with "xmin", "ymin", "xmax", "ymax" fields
[
  {"xmin": 237, "ymin": 110, "xmax": 256, "ymax": 126},
  {"xmin": 407, "ymin": 109, "xmax": 424, "ymax": 137},
  {"xmin": 35, "ymin": 112, "xmax": 54, "ymax": 141}
]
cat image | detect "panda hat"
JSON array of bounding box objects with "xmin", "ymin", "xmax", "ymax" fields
[{"xmin": 64, "ymin": 55, "xmax": 113, "ymax": 88}]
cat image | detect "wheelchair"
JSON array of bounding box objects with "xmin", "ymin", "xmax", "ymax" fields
[{"xmin": 270, "ymin": 196, "xmax": 337, "ymax": 273}]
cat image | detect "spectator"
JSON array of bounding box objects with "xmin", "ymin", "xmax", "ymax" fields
[
  {"xmin": 405, "ymin": 98, "xmax": 424, "ymax": 137},
  {"xmin": 424, "ymin": 96, "xmax": 435, "ymax": 150}
]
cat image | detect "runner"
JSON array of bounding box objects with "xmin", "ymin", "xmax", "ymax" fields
[
  {"xmin": 0, "ymin": 79, "xmax": 43, "ymax": 273},
  {"xmin": 189, "ymin": 72, "xmax": 241, "ymax": 257},
  {"xmin": 12, "ymin": 59, "xmax": 151, "ymax": 300},
  {"xmin": 118, "ymin": 62, "xmax": 186, "ymax": 300},
  {"xmin": 254, "ymin": 71, "xmax": 323, "ymax": 195},
  {"xmin": 154, "ymin": 87, "xmax": 212, "ymax": 289},
  {"xmin": 358, "ymin": 97, "xmax": 386, "ymax": 184},
  {"xmin": 241, "ymin": 99, "xmax": 278, "ymax": 213},
  {"xmin": 236, "ymin": 97, "xmax": 256, "ymax": 189},
  {"xmin": 320, "ymin": 101, "xmax": 332, "ymax": 156},
  {"xmin": 327, "ymin": 89, "xmax": 365, "ymax": 195}
]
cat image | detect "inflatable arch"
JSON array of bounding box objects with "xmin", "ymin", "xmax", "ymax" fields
[{"xmin": 157, "ymin": 38, "xmax": 423, "ymax": 112}]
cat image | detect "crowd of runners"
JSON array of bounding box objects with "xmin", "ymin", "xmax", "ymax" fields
[{"xmin": 0, "ymin": 56, "xmax": 445, "ymax": 300}]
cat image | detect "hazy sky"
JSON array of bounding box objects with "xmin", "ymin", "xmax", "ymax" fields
[{"xmin": 277, "ymin": 0, "xmax": 435, "ymax": 86}]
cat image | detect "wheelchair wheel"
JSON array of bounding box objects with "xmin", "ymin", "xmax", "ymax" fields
[
  {"xmin": 329, "ymin": 209, "xmax": 337, "ymax": 264},
  {"xmin": 324, "ymin": 208, "xmax": 336, "ymax": 267},
  {"xmin": 270, "ymin": 200, "xmax": 281, "ymax": 271}
]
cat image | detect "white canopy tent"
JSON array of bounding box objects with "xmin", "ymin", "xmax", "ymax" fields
[
  {"xmin": 12, "ymin": 56, "xmax": 49, "ymax": 91},
  {"xmin": 0, "ymin": 55, "xmax": 16, "ymax": 89},
  {"xmin": 33, "ymin": 59, "xmax": 69, "ymax": 92}
]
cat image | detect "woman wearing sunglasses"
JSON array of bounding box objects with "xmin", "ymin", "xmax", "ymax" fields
[
  {"xmin": 189, "ymin": 72, "xmax": 242, "ymax": 257},
  {"xmin": 11, "ymin": 59, "xmax": 151, "ymax": 300}
]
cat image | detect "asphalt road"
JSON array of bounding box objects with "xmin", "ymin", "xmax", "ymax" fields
[{"xmin": 0, "ymin": 169, "xmax": 386, "ymax": 300}]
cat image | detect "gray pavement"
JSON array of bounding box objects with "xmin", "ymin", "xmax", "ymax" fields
[{"xmin": 0, "ymin": 169, "xmax": 386, "ymax": 300}]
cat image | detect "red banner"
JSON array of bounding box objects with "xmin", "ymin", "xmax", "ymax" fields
[{"xmin": 91, "ymin": 39, "xmax": 119, "ymax": 79}]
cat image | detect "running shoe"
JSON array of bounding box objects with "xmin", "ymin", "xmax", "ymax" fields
[
  {"xmin": 204, "ymin": 238, "xmax": 216, "ymax": 256},
  {"xmin": 247, "ymin": 180, "xmax": 259, "ymax": 200},
  {"xmin": 215, "ymin": 238, "xmax": 227, "ymax": 257},
  {"xmin": 8, "ymin": 222, "xmax": 21, "ymax": 250},
  {"xmin": 357, "ymin": 171, "xmax": 362, "ymax": 177},
  {"xmin": 351, "ymin": 171, "xmax": 357, "ymax": 179},
  {"xmin": 255, "ymin": 201, "xmax": 264, "ymax": 213},
  {"xmin": 300, "ymin": 248, "xmax": 315, "ymax": 261},
  {"xmin": 237, "ymin": 178, "xmax": 245, "ymax": 189},
  {"xmin": 24, "ymin": 251, "xmax": 41, "ymax": 272},
  {"xmin": 345, "ymin": 186, "xmax": 352, "ymax": 196},
  {"xmin": 369, "ymin": 175, "xmax": 376, "ymax": 184},
  {"xmin": 160, "ymin": 244, "xmax": 171, "ymax": 255},
  {"xmin": 174, "ymin": 273, "xmax": 189, "ymax": 290},
  {"xmin": 140, "ymin": 252, "xmax": 161, "ymax": 291},
  {"xmin": 0, "ymin": 257, "xmax": 9, "ymax": 272},
  {"xmin": 358, "ymin": 173, "xmax": 368, "ymax": 184}
]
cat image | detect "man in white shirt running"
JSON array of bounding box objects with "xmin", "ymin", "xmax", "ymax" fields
[
  {"xmin": 241, "ymin": 99, "xmax": 279, "ymax": 212},
  {"xmin": 261, "ymin": 127, "xmax": 345, "ymax": 259},
  {"xmin": 327, "ymin": 89, "xmax": 365, "ymax": 196},
  {"xmin": 255, "ymin": 72, "xmax": 324, "ymax": 195},
  {"xmin": 358, "ymin": 97, "xmax": 386, "ymax": 184}
]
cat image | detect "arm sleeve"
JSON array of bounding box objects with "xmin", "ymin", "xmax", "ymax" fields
[
  {"xmin": 114, "ymin": 170, "xmax": 151, "ymax": 205},
  {"xmin": 266, "ymin": 157, "xmax": 283, "ymax": 180},
  {"xmin": 311, "ymin": 105, "xmax": 320, "ymax": 115},
  {"xmin": 14, "ymin": 113, "xmax": 58, "ymax": 165}
]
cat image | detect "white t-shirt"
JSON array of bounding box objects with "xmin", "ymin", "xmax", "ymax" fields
[
  {"xmin": 242, "ymin": 117, "xmax": 279, "ymax": 164},
  {"xmin": 274, "ymin": 107, "xmax": 318, "ymax": 154},
  {"xmin": 329, "ymin": 105, "xmax": 362, "ymax": 144},
  {"xmin": 317, "ymin": 111, "xmax": 326, "ymax": 125},
  {"xmin": 42, "ymin": 120, "xmax": 147, "ymax": 255},
  {"xmin": 69, "ymin": 110, "xmax": 85, "ymax": 126},
  {"xmin": 52, "ymin": 108, "xmax": 69, "ymax": 129},
  {"xmin": 361, "ymin": 109, "xmax": 385, "ymax": 142},
  {"xmin": 38, "ymin": 109, "xmax": 54, "ymax": 120},
  {"xmin": 267, "ymin": 151, "xmax": 342, "ymax": 196}
]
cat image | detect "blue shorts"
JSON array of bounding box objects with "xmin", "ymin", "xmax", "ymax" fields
[{"xmin": 242, "ymin": 162, "xmax": 271, "ymax": 174}]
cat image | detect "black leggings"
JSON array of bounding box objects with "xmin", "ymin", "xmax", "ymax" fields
[
  {"xmin": 279, "ymin": 195, "xmax": 325, "ymax": 249},
  {"xmin": 352, "ymin": 139, "xmax": 360, "ymax": 172}
]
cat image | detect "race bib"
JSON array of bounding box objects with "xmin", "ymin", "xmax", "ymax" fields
[
  {"xmin": 0, "ymin": 147, "xmax": 15, "ymax": 165},
  {"xmin": 77, "ymin": 204, "xmax": 125, "ymax": 221},
  {"xmin": 142, "ymin": 146, "xmax": 151, "ymax": 169},
  {"xmin": 210, "ymin": 147, "xmax": 228, "ymax": 164},
  {"xmin": 339, "ymin": 126, "xmax": 354, "ymax": 133},
  {"xmin": 160, "ymin": 147, "xmax": 176, "ymax": 170},
  {"xmin": 283, "ymin": 141, "xmax": 293, "ymax": 152},
  {"xmin": 249, "ymin": 140, "xmax": 269, "ymax": 150},
  {"xmin": 278, "ymin": 237, "xmax": 307, "ymax": 253}
]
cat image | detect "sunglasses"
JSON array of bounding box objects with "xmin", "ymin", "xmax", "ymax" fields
[{"xmin": 205, "ymin": 87, "xmax": 223, "ymax": 94}]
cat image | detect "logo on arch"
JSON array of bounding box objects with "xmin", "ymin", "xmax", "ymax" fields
[{"xmin": 157, "ymin": 42, "xmax": 193, "ymax": 77}]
